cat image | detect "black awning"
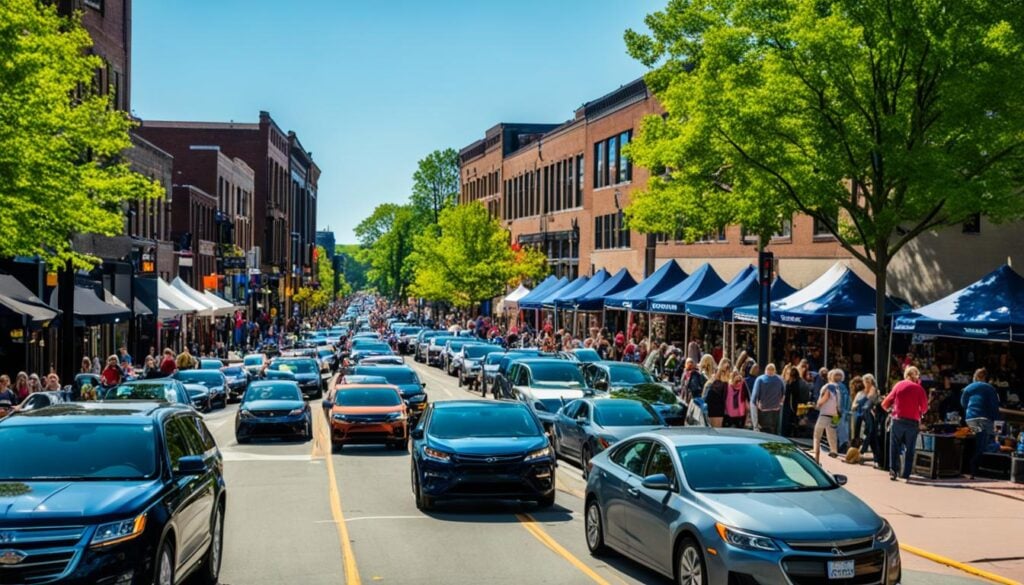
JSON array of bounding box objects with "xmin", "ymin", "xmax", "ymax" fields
[
  {"xmin": 0, "ymin": 274, "xmax": 59, "ymax": 324},
  {"xmin": 134, "ymin": 277, "xmax": 158, "ymax": 317},
  {"xmin": 49, "ymin": 285, "xmax": 131, "ymax": 326}
]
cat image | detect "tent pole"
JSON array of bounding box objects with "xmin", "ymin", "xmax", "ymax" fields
[
  {"xmin": 648, "ymin": 311, "xmax": 653, "ymax": 341},
  {"xmin": 824, "ymin": 315, "xmax": 829, "ymax": 369},
  {"xmin": 684, "ymin": 315, "xmax": 689, "ymax": 351}
]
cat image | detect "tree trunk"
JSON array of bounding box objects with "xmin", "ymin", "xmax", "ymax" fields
[{"xmin": 874, "ymin": 244, "xmax": 890, "ymax": 392}]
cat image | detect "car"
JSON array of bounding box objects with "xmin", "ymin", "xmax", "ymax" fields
[
  {"xmin": 410, "ymin": 400, "xmax": 555, "ymax": 511},
  {"xmin": 199, "ymin": 358, "xmax": 224, "ymax": 370},
  {"xmin": 174, "ymin": 369, "xmax": 229, "ymax": 409},
  {"xmin": 479, "ymin": 351, "xmax": 507, "ymax": 397},
  {"xmin": 560, "ymin": 348, "xmax": 602, "ymax": 363},
  {"xmin": 581, "ymin": 361, "xmax": 684, "ymax": 425},
  {"xmin": 349, "ymin": 365, "xmax": 428, "ymax": 421},
  {"xmin": 329, "ymin": 384, "xmax": 409, "ymax": 450},
  {"xmin": 583, "ymin": 429, "xmax": 901, "ymax": 585},
  {"xmin": 316, "ymin": 347, "xmax": 337, "ymax": 371},
  {"xmin": 349, "ymin": 339, "xmax": 394, "ymax": 364},
  {"xmin": 235, "ymin": 380, "xmax": 313, "ymax": 442},
  {"xmin": 220, "ymin": 365, "xmax": 251, "ymax": 400},
  {"xmin": 413, "ymin": 330, "xmax": 446, "ymax": 363},
  {"xmin": 359, "ymin": 355, "xmax": 405, "ymax": 366},
  {"xmin": 15, "ymin": 390, "xmax": 69, "ymax": 412},
  {"xmin": 425, "ymin": 336, "xmax": 456, "ymax": 367},
  {"xmin": 441, "ymin": 339, "xmax": 471, "ymax": 375},
  {"xmin": 267, "ymin": 357, "xmax": 323, "ymax": 399},
  {"xmin": 505, "ymin": 359, "xmax": 593, "ymax": 428},
  {"xmin": 492, "ymin": 349, "xmax": 546, "ymax": 398},
  {"xmin": 184, "ymin": 383, "xmax": 213, "ymax": 412},
  {"xmin": 452, "ymin": 343, "xmax": 501, "ymax": 387},
  {"xmin": 242, "ymin": 354, "xmax": 266, "ymax": 378},
  {"xmin": 101, "ymin": 378, "xmax": 192, "ymax": 408},
  {"xmin": 0, "ymin": 401, "xmax": 226, "ymax": 585},
  {"xmin": 552, "ymin": 397, "xmax": 665, "ymax": 476},
  {"xmin": 395, "ymin": 326, "xmax": 424, "ymax": 354}
]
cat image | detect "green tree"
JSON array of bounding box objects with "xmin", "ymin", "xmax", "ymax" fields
[
  {"xmin": 315, "ymin": 245, "xmax": 335, "ymax": 297},
  {"xmin": 624, "ymin": 0, "xmax": 1024, "ymax": 383},
  {"xmin": 354, "ymin": 203, "xmax": 418, "ymax": 299},
  {"xmin": 335, "ymin": 244, "xmax": 368, "ymax": 291},
  {"xmin": 409, "ymin": 148, "xmax": 460, "ymax": 226},
  {"xmin": 410, "ymin": 202, "xmax": 548, "ymax": 309},
  {"xmin": 0, "ymin": 0, "xmax": 163, "ymax": 268}
]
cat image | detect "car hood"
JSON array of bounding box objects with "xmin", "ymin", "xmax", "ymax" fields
[
  {"xmin": 332, "ymin": 405, "xmax": 404, "ymax": 415},
  {"xmin": 242, "ymin": 399, "xmax": 305, "ymax": 411},
  {"xmin": 0, "ymin": 480, "xmax": 163, "ymax": 523},
  {"xmin": 696, "ymin": 488, "xmax": 881, "ymax": 541},
  {"xmin": 428, "ymin": 435, "xmax": 548, "ymax": 456},
  {"xmin": 396, "ymin": 384, "xmax": 424, "ymax": 397},
  {"xmin": 291, "ymin": 373, "xmax": 319, "ymax": 382}
]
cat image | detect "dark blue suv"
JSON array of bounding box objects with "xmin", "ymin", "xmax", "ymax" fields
[
  {"xmin": 0, "ymin": 402, "xmax": 226, "ymax": 585},
  {"xmin": 410, "ymin": 401, "xmax": 555, "ymax": 510}
]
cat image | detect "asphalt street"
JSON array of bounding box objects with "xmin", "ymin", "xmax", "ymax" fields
[{"xmin": 194, "ymin": 360, "xmax": 989, "ymax": 585}]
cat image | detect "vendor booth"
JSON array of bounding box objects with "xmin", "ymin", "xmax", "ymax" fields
[
  {"xmin": 643, "ymin": 263, "xmax": 726, "ymax": 349},
  {"xmin": 573, "ymin": 268, "xmax": 637, "ymax": 333},
  {"xmin": 553, "ymin": 269, "xmax": 610, "ymax": 336},
  {"xmin": 541, "ymin": 274, "xmax": 592, "ymax": 332},
  {"xmin": 604, "ymin": 261, "xmax": 688, "ymax": 339},
  {"xmin": 518, "ymin": 276, "xmax": 569, "ymax": 330},
  {"xmin": 497, "ymin": 284, "xmax": 531, "ymax": 319}
]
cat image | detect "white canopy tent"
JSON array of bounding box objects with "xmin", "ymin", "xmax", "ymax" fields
[
  {"xmin": 498, "ymin": 284, "xmax": 531, "ymax": 313},
  {"xmin": 170, "ymin": 277, "xmax": 217, "ymax": 318},
  {"xmin": 203, "ymin": 290, "xmax": 238, "ymax": 316},
  {"xmin": 156, "ymin": 278, "xmax": 202, "ymax": 318}
]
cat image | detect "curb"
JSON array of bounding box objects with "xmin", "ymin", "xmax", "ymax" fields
[{"xmin": 900, "ymin": 543, "xmax": 1022, "ymax": 585}]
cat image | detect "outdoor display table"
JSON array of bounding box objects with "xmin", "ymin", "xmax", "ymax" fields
[{"xmin": 913, "ymin": 431, "xmax": 967, "ymax": 479}]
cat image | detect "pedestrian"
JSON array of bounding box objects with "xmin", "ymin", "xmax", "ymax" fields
[
  {"xmin": 679, "ymin": 358, "xmax": 705, "ymax": 402},
  {"xmin": 705, "ymin": 362, "xmax": 730, "ymax": 428},
  {"xmin": 686, "ymin": 336, "xmax": 702, "ymax": 365},
  {"xmin": 882, "ymin": 366, "xmax": 928, "ymax": 481},
  {"xmin": 176, "ymin": 348, "xmax": 197, "ymax": 371},
  {"xmin": 961, "ymin": 368, "xmax": 1000, "ymax": 479},
  {"xmin": 750, "ymin": 363, "xmax": 786, "ymax": 434},
  {"xmin": 724, "ymin": 370, "xmax": 750, "ymax": 428},
  {"xmin": 159, "ymin": 348, "xmax": 177, "ymax": 376},
  {"xmin": 744, "ymin": 363, "xmax": 760, "ymax": 397},
  {"xmin": 142, "ymin": 356, "xmax": 162, "ymax": 379},
  {"xmin": 834, "ymin": 369, "xmax": 851, "ymax": 451},
  {"xmin": 28, "ymin": 373, "xmax": 42, "ymax": 395},
  {"xmin": 80, "ymin": 357, "xmax": 93, "ymax": 375},
  {"xmin": 782, "ymin": 364, "xmax": 803, "ymax": 437},
  {"xmin": 813, "ymin": 369, "xmax": 842, "ymax": 463},
  {"xmin": 100, "ymin": 356, "xmax": 123, "ymax": 387},
  {"xmin": 698, "ymin": 354, "xmax": 717, "ymax": 386},
  {"xmin": 92, "ymin": 356, "xmax": 102, "ymax": 375},
  {"xmin": 13, "ymin": 372, "xmax": 29, "ymax": 402},
  {"xmin": 119, "ymin": 346, "xmax": 133, "ymax": 366}
]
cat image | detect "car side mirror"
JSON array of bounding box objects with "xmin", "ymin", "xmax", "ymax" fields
[
  {"xmin": 641, "ymin": 473, "xmax": 673, "ymax": 491},
  {"xmin": 834, "ymin": 474, "xmax": 848, "ymax": 486},
  {"xmin": 575, "ymin": 416, "xmax": 587, "ymax": 426},
  {"xmin": 410, "ymin": 428, "xmax": 424, "ymax": 440},
  {"xmin": 421, "ymin": 382, "xmax": 426, "ymax": 388},
  {"xmin": 176, "ymin": 455, "xmax": 208, "ymax": 476}
]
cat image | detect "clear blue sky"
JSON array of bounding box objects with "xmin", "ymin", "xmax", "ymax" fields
[{"xmin": 132, "ymin": 0, "xmax": 659, "ymax": 244}]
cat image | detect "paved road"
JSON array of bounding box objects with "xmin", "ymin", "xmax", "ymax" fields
[{"xmin": 197, "ymin": 359, "xmax": 989, "ymax": 585}]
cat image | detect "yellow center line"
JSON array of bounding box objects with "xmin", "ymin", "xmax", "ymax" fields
[
  {"xmin": 516, "ymin": 513, "xmax": 611, "ymax": 585},
  {"xmin": 315, "ymin": 411, "xmax": 362, "ymax": 585},
  {"xmin": 555, "ymin": 475, "xmax": 586, "ymax": 500},
  {"xmin": 900, "ymin": 543, "xmax": 1021, "ymax": 585}
]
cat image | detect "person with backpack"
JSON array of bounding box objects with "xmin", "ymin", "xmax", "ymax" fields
[
  {"xmin": 725, "ymin": 370, "xmax": 751, "ymax": 428},
  {"xmin": 679, "ymin": 358, "xmax": 706, "ymax": 402}
]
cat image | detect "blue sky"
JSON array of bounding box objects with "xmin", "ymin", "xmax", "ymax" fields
[{"xmin": 132, "ymin": 0, "xmax": 658, "ymax": 243}]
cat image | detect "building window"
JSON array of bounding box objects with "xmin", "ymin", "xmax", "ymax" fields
[
  {"xmin": 813, "ymin": 215, "xmax": 836, "ymax": 238},
  {"xmin": 594, "ymin": 211, "xmax": 630, "ymax": 250},
  {"xmin": 618, "ymin": 131, "xmax": 632, "ymax": 183},
  {"xmin": 576, "ymin": 154, "xmax": 584, "ymax": 207},
  {"xmin": 595, "ymin": 142, "xmax": 606, "ymax": 189},
  {"xmin": 696, "ymin": 226, "xmax": 727, "ymax": 243},
  {"xmin": 773, "ymin": 217, "xmax": 793, "ymax": 240},
  {"xmin": 594, "ymin": 131, "xmax": 633, "ymax": 189},
  {"xmin": 963, "ymin": 213, "xmax": 981, "ymax": 234},
  {"xmin": 607, "ymin": 136, "xmax": 618, "ymax": 188}
]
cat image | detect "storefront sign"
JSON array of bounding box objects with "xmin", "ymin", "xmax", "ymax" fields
[{"xmin": 650, "ymin": 302, "xmax": 677, "ymax": 312}]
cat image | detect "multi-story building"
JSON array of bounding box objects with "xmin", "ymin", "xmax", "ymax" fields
[
  {"xmin": 460, "ymin": 78, "xmax": 1021, "ymax": 306},
  {"xmin": 125, "ymin": 133, "xmax": 175, "ymax": 282},
  {"xmin": 289, "ymin": 133, "xmax": 319, "ymax": 292},
  {"xmin": 170, "ymin": 185, "xmax": 217, "ymax": 290}
]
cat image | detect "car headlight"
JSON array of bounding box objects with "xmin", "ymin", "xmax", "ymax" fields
[
  {"xmin": 387, "ymin": 412, "xmax": 407, "ymax": 421},
  {"xmin": 715, "ymin": 523, "xmax": 779, "ymax": 551},
  {"xmin": 288, "ymin": 408, "xmax": 305, "ymax": 416},
  {"xmin": 875, "ymin": 519, "xmax": 895, "ymax": 543},
  {"xmin": 423, "ymin": 447, "xmax": 451, "ymax": 462},
  {"xmin": 91, "ymin": 513, "xmax": 147, "ymax": 548},
  {"xmin": 524, "ymin": 446, "xmax": 553, "ymax": 461},
  {"xmin": 238, "ymin": 409, "xmax": 253, "ymax": 418}
]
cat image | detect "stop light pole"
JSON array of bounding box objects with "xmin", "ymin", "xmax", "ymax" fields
[{"xmin": 757, "ymin": 251, "xmax": 773, "ymax": 368}]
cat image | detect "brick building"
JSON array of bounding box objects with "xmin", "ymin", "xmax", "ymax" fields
[
  {"xmin": 460, "ymin": 78, "xmax": 1021, "ymax": 306},
  {"xmin": 171, "ymin": 185, "xmax": 217, "ymax": 290},
  {"xmin": 125, "ymin": 133, "xmax": 175, "ymax": 281}
]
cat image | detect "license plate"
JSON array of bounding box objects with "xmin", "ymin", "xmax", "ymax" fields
[{"xmin": 827, "ymin": 560, "xmax": 855, "ymax": 579}]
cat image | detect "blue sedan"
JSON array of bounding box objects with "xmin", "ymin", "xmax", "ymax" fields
[
  {"xmin": 552, "ymin": 398, "xmax": 664, "ymax": 477},
  {"xmin": 235, "ymin": 381, "xmax": 313, "ymax": 443},
  {"xmin": 584, "ymin": 429, "xmax": 901, "ymax": 585}
]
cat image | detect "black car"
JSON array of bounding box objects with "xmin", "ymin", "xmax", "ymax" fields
[
  {"xmin": 184, "ymin": 383, "xmax": 214, "ymax": 412},
  {"xmin": 0, "ymin": 402, "xmax": 226, "ymax": 585},
  {"xmin": 410, "ymin": 400, "xmax": 555, "ymax": 510},
  {"xmin": 349, "ymin": 365, "xmax": 428, "ymax": 421},
  {"xmin": 220, "ymin": 366, "xmax": 251, "ymax": 401},
  {"xmin": 267, "ymin": 357, "xmax": 323, "ymax": 399},
  {"xmin": 492, "ymin": 350, "xmax": 545, "ymax": 399},
  {"xmin": 174, "ymin": 370, "xmax": 229, "ymax": 409},
  {"xmin": 235, "ymin": 381, "xmax": 313, "ymax": 442}
]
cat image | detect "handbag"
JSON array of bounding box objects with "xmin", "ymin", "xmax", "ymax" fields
[{"xmin": 830, "ymin": 414, "xmax": 841, "ymax": 428}]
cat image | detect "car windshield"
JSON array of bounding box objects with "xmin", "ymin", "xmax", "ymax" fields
[
  {"xmin": 447, "ymin": 341, "xmax": 467, "ymax": 351},
  {"xmin": 243, "ymin": 356, "xmax": 264, "ymax": 366},
  {"xmin": 485, "ymin": 353, "xmax": 506, "ymax": 365},
  {"xmin": 0, "ymin": 423, "xmax": 157, "ymax": 480},
  {"xmin": 176, "ymin": 371, "xmax": 224, "ymax": 386},
  {"xmin": 343, "ymin": 376, "xmax": 388, "ymax": 385},
  {"xmin": 429, "ymin": 405, "xmax": 541, "ymax": 438},
  {"xmin": 222, "ymin": 367, "xmax": 244, "ymax": 376},
  {"xmin": 677, "ymin": 442, "xmax": 835, "ymax": 493},
  {"xmin": 355, "ymin": 368, "xmax": 418, "ymax": 385},
  {"xmin": 606, "ymin": 364, "xmax": 655, "ymax": 385},
  {"xmin": 464, "ymin": 345, "xmax": 493, "ymax": 359},
  {"xmin": 106, "ymin": 382, "xmax": 180, "ymax": 403},
  {"xmin": 533, "ymin": 399, "xmax": 564, "ymax": 414},
  {"xmin": 336, "ymin": 388, "xmax": 402, "ymax": 407},
  {"xmin": 245, "ymin": 384, "xmax": 301, "ymax": 402},
  {"xmin": 594, "ymin": 400, "xmax": 660, "ymax": 426},
  {"xmin": 269, "ymin": 360, "xmax": 318, "ymax": 374},
  {"xmin": 529, "ymin": 363, "xmax": 586, "ymax": 388},
  {"xmin": 318, "ymin": 349, "xmax": 334, "ymax": 358},
  {"xmin": 573, "ymin": 349, "xmax": 601, "ymax": 362},
  {"xmin": 356, "ymin": 342, "xmax": 391, "ymax": 352}
]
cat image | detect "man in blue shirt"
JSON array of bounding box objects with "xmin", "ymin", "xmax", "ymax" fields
[
  {"xmin": 961, "ymin": 368, "xmax": 1001, "ymax": 479},
  {"xmin": 751, "ymin": 364, "xmax": 786, "ymax": 434}
]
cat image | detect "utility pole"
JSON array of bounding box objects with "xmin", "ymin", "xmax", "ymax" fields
[{"xmin": 757, "ymin": 250, "xmax": 774, "ymax": 368}]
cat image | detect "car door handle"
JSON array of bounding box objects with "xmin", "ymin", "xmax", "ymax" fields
[{"xmin": 626, "ymin": 487, "xmax": 640, "ymax": 497}]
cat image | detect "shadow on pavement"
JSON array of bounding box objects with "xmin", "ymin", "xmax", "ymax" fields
[
  {"xmin": 590, "ymin": 550, "xmax": 672, "ymax": 584},
  {"xmin": 334, "ymin": 445, "xmax": 410, "ymax": 457}
]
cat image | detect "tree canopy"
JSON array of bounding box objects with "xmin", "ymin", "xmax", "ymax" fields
[
  {"xmin": 0, "ymin": 0, "xmax": 163, "ymax": 268},
  {"xmin": 624, "ymin": 0, "xmax": 1024, "ymax": 380},
  {"xmin": 410, "ymin": 202, "xmax": 548, "ymax": 308},
  {"xmin": 354, "ymin": 203, "xmax": 418, "ymax": 299},
  {"xmin": 335, "ymin": 244, "xmax": 368, "ymax": 292},
  {"xmin": 409, "ymin": 148, "xmax": 460, "ymax": 226}
]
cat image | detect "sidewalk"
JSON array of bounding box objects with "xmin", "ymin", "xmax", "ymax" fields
[{"xmin": 816, "ymin": 454, "xmax": 1024, "ymax": 583}]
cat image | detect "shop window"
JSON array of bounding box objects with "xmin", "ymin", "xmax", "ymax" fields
[
  {"xmin": 773, "ymin": 218, "xmax": 793, "ymax": 240},
  {"xmin": 595, "ymin": 142, "xmax": 606, "ymax": 189},
  {"xmin": 575, "ymin": 154, "xmax": 584, "ymax": 207},
  {"xmin": 813, "ymin": 215, "xmax": 837, "ymax": 238}
]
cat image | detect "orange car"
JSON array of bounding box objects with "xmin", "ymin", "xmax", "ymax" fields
[{"xmin": 329, "ymin": 384, "xmax": 409, "ymax": 450}]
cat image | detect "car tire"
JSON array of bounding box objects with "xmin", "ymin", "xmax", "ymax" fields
[
  {"xmin": 676, "ymin": 537, "xmax": 707, "ymax": 585},
  {"xmin": 585, "ymin": 499, "xmax": 609, "ymax": 555},
  {"xmin": 412, "ymin": 464, "xmax": 433, "ymax": 511},
  {"xmin": 304, "ymin": 421, "xmax": 313, "ymax": 442},
  {"xmin": 536, "ymin": 493, "xmax": 555, "ymax": 509},
  {"xmin": 581, "ymin": 446, "xmax": 592, "ymax": 479},
  {"xmin": 195, "ymin": 503, "xmax": 224, "ymax": 585},
  {"xmin": 153, "ymin": 537, "xmax": 175, "ymax": 585}
]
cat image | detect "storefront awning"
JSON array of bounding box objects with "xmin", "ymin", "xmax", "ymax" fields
[
  {"xmin": 518, "ymin": 276, "xmax": 569, "ymax": 310},
  {"xmin": 893, "ymin": 264, "xmax": 1024, "ymax": 343},
  {"xmin": 170, "ymin": 277, "xmax": 217, "ymax": 317},
  {"xmin": 49, "ymin": 285, "xmax": 131, "ymax": 326},
  {"xmin": 685, "ymin": 266, "xmax": 797, "ymax": 322},
  {"xmin": 156, "ymin": 278, "xmax": 201, "ymax": 317},
  {"xmin": 648, "ymin": 263, "xmax": 726, "ymax": 315},
  {"xmin": 554, "ymin": 269, "xmax": 610, "ymax": 310},
  {"xmin": 0, "ymin": 274, "xmax": 59, "ymax": 324},
  {"xmin": 202, "ymin": 291, "xmax": 238, "ymax": 316},
  {"xmin": 575, "ymin": 268, "xmax": 638, "ymax": 311},
  {"xmin": 605, "ymin": 260, "xmax": 688, "ymax": 312}
]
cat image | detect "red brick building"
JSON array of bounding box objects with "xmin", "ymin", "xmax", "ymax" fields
[{"xmin": 171, "ymin": 185, "xmax": 217, "ymax": 290}]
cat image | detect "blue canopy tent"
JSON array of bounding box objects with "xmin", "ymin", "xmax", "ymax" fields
[
  {"xmin": 575, "ymin": 268, "xmax": 638, "ymax": 313},
  {"xmin": 554, "ymin": 269, "xmax": 610, "ymax": 310},
  {"xmin": 648, "ymin": 263, "xmax": 726, "ymax": 315},
  {"xmin": 686, "ymin": 266, "xmax": 796, "ymax": 321},
  {"xmin": 604, "ymin": 261, "xmax": 688, "ymax": 312},
  {"xmin": 893, "ymin": 265, "xmax": 1024, "ymax": 343},
  {"xmin": 519, "ymin": 277, "xmax": 568, "ymax": 310},
  {"xmin": 540, "ymin": 275, "xmax": 591, "ymax": 330}
]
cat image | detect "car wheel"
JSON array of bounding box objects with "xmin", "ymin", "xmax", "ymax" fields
[
  {"xmin": 581, "ymin": 445, "xmax": 592, "ymax": 479},
  {"xmin": 585, "ymin": 499, "xmax": 609, "ymax": 555},
  {"xmin": 536, "ymin": 493, "xmax": 555, "ymax": 508},
  {"xmin": 195, "ymin": 503, "xmax": 224, "ymax": 585},
  {"xmin": 676, "ymin": 537, "xmax": 707, "ymax": 585},
  {"xmin": 304, "ymin": 421, "xmax": 313, "ymax": 441},
  {"xmin": 412, "ymin": 464, "xmax": 433, "ymax": 511},
  {"xmin": 153, "ymin": 538, "xmax": 175, "ymax": 585}
]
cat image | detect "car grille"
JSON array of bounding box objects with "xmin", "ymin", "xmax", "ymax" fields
[
  {"xmin": 251, "ymin": 409, "xmax": 294, "ymax": 417},
  {"xmin": 453, "ymin": 453, "xmax": 523, "ymax": 464},
  {"xmin": 343, "ymin": 414, "xmax": 391, "ymax": 423},
  {"xmin": 0, "ymin": 525, "xmax": 85, "ymax": 584},
  {"xmin": 782, "ymin": 550, "xmax": 885, "ymax": 585},
  {"xmin": 786, "ymin": 537, "xmax": 874, "ymax": 555}
]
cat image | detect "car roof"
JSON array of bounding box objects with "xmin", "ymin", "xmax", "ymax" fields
[
  {"xmin": 516, "ymin": 358, "xmax": 576, "ymax": 366},
  {"xmin": 0, "ymin": 401, "xmax": 190, "ymax": 424},
  {"xmin": 641, "ymin": 427, "xmax": 786, "ymax": 446},
  {"xmin": 432, "ymin": 399, "xmax": 528, "ymax": 410},
  {"xmin": 336, "ymin": 384, "xmax": 401, "ymax": 391},
  {"xmin": 250, "ymin": 379, "xmax": 299, "ymax": 387}
]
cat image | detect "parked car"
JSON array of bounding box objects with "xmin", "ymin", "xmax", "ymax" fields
[
  {"xmin": 491, "ymin": 350, "xmax": 545, "ymax": 398},
  {"xmin": 184, "ymin": 383, "xmax": 213, "ymax": 412},
  {"xmin": 479, "ymin": 351, "xmax": 507, "ymax": 397},
  {"xmin": 267, "ymin": 357, "xmax": 323, "ymax": 399},
  {"xmin": 552, "ymin": 397, "xmax": 664, "ymax": 476},
  {"xmin": 199, "ymin": 358, "xmax": 224, "ymax": 370},
  {"xmin": 581, "ymin": 361, "xmax": 684, "ymax": 425},
  {"xmin": 15, "ymin": 390, "xmax": 69, "ymax": 412},
  {"xmin": 220, "ymin": 365, "xmax": 251, "ymax": 401},
  {"xmin": 329, "ymin": 384, "xmax": 409, "ymax": 450},
  {"xmin": 349, "ymin": 365, "xmax": 428, "ymax": 422},
  {"xmin": 410, "ymin": 400, "xmax": 555, "ymax": 510},
  {"xmin": 583, "ymin": 429, "xmax": 901, "ymax": 585},
  {"xmin": 359, "ymin": 355, "xmax": 405, "ymax": 366},
  {"xmin": 441, "ymin": 339, "xmax": 471, "ymax": 375},
  {"xmin": 413, "ymin": 330, "xmax": 446, "ymax": 363},
  {"xmin": 316, "ymin": 347, "xmax": 337, "ymax": 372},
  {"xmin": 235, "ymin": 380, "xmax": 313, "ymax": 442},
  {"xmin": 396, "ymin": 326, "xmax": 424, "ymax": 354},
  {"xmin": 506, "ymin": 358, "xmax": 593, "ymax": 428},
  {"xmin": 349, "ymin": 339, "xmax": 395, "ymax": 365},
  {"xmin": 174, "ymin": 369, "xmax": 229, "ymax": 409},
  {"xmin": 426, "ymin": 336, "xmax": 456, "ymax": 367},
  {"xmin": 451, "ymin": 343, "xmax": 500, "ymax": 387},
  {"xmin": 101, "ymin": 378, "xmax": 192, "ymax": 408},
  {"xmin": 242, "ymin": 354, "xmax": 266, "ymax": 378},
  {"xmin": 0, "ymin": 401, "xmax": 226, "ymax": 585}
]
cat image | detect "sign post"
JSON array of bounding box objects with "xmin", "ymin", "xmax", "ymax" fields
[{"xmin": 757, "ymin": 251, "xmax": 774, "ymax": 368}]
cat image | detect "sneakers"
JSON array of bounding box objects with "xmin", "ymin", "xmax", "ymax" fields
[{"xmin": 889, "ymin": 470, "xmax": 898, "ymax": 481}]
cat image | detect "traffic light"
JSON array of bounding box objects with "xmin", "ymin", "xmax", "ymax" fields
[{"xmin": 758, "ymin": 251, "xmax": 774, "ymax": 285}]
